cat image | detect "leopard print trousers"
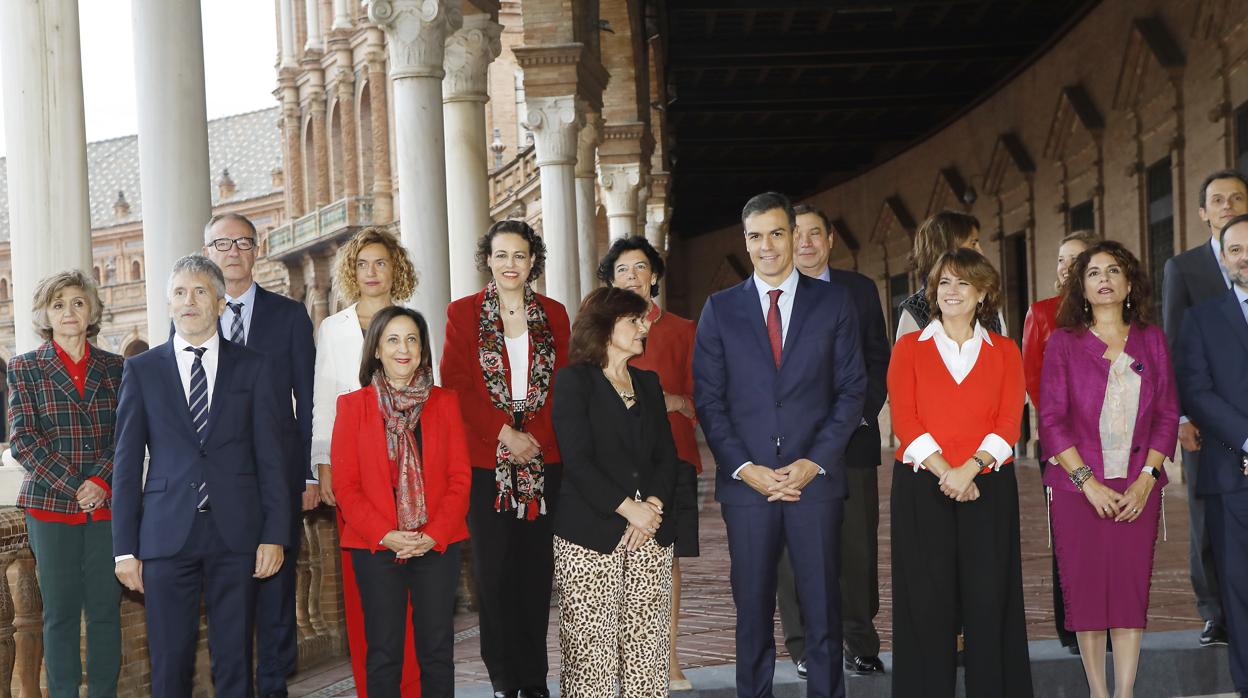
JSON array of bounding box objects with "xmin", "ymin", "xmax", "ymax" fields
[{"xmin": 553, "ymin": 535, "xmax": 674, "ymax": 697}]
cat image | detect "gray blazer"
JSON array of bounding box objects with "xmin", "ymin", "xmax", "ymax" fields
[{"xmin": 1162, "ymin": 240, "xmax": 1228, "ymax": 360}]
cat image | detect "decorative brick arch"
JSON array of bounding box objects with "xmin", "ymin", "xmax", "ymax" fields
[
  {"xmin": 985, "ymin": 132, "xmax": 1038, "ymax": 301},
  {"xmin": 926, "ymin": 167, "xmax": 971, "ymax": 217},
  {"xmin": 1043, "ymin": 83, "xmax": 1106, "ymax": 237}
]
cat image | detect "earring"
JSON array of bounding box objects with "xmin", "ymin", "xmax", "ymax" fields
[
  {"xmin": 1084, "ymin": 300, "xmax": 1091, "ymax": 315},
  {"xmin": 1126, "ymin": 295, "xmax": 1133, "ymax": 311}
]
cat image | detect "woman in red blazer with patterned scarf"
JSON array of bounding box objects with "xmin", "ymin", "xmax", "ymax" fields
[
  {"xmin": 440, "ymin": 219, "xmax": 570, "ymax": 698},
  {"xmin": 333, "ymin": 306, "xmax": 470, "ymax": 697}
]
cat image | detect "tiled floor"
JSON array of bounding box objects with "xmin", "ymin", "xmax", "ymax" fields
[{"xmin": 289, "ymin": 449, "xmax": 1206, "ymax": 695}]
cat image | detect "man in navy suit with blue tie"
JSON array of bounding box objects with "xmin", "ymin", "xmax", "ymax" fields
[
  {"xmin": 1179, "ymin": 213, "xmax": 1248, "ymax": 696},
  {"xmin": 694, "ymin": 192, "xmax": 867, "ymax": 697},
  {"xmin": 203, "ymin": 213, "xmax": 316, "ymax": 698},
  {"xmin": 113, "ymin": 255, "xmax": 289, "ymax": 698}
]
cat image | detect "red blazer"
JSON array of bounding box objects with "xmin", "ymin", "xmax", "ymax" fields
[
  {"xmin": 440, "ymin": 289, "xmax": 570, "ymax": 468},
  {"xmin": 331, "ymin": 385, "xmax": 471, "ymax": 552},
  {"xmin": 1021, "ymin": 295, "xmax": 1060, "ymax": 407}
]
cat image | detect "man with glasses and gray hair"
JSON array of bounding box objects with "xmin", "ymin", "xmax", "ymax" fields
[
  {"xmin": 112, "ymin": 254, "xmax": 289, "ymax": 698},
  {"xmin": 202, "ymin": 213, "xmax": 316, "ymax": 698}
]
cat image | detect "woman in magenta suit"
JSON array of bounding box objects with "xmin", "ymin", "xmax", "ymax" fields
[
  {"xmin": 1039, "ymin": 240, "xmax": 1178, "ymax": 698},
  {"xmin": 332, "ymin": 306, "xmax": 471, "ymax": 698}
]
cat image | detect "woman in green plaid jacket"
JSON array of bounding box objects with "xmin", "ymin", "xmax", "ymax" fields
[{"xmin": 7, "ymin": 270, "xmax": 125, "ymax": 698}]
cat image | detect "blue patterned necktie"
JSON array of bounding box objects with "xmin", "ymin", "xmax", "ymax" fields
[
  {"xmin": 227, "ymin": 302, "xmax": 245, "ymax": 345},
  {"xmin": 185, "ymin": 346, "xmax": 210, "ymax": 510}
]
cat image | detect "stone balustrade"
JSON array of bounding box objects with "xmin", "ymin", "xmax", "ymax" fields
[
  {"xmin": 267, "ymin": 195, "xmax": 375, "ymax": 260},
  {"xmin": 0, "ymin": 504, "xmax": 346, "ymax": 697},
  {"xmin": 489, "ymin": 145, "xmax": 539, "ymax": 217}
]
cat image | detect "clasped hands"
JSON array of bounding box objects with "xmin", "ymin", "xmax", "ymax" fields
[
  {"xmin": 382, "ymin": 530, "xmax": 438, "ymax": 559},
  {"xmin": 924, "ymin": 454, "xmax": 983, "ymax": 502},
  {"xmin": 741, "ymin": 459, "xmax": 821, "ymax": 502},
  {"xmin": 618, "ymin": 496, "xmax": 665, "ymax": 551},
  {"xmin": 1081, "ymin": 473, "xmax": 1153, "ymax": 523}
]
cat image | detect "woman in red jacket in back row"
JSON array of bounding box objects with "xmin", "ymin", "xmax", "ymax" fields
[
  {"xmin": 440, "ymin": 220, "xmax": 570, "ymax": 698},
  {"xmin": 332, "ymin": 306, "xmax": 471, "ymax": 698}
]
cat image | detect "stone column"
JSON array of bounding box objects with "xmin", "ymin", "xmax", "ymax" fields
[
  {"xmin": 331, "ymin": 0, "xmax": 351, "ymax": 29},
  {"xmin": 523, "ymin": 96, "xmax": 584, "ymax": 309},
  {"xmin": 443, "ymin": 14, "xmax": 502, "ymax": 299},
  {"xmin": 308, "ymin": 90, "xmax": 331, "ymax": 206},
  {"xmin": 333, "ymin": 67, "xmax": 360, "ymax": 200},
  {"xmin": 304, "ymin": 0, "xmax": 323, "ymax": 50},
  {"xmin": 131, "ymin": 0, "xmax": 212, "ymax": 341},
  {"xmin": 369, "ymin": 0, "xmax": 462, "ymax": 369},
  {"xmin": 366, "ymin": 54, "xmax": 394, "ymax": 223},
  {"xmin": 598, "ymin": 162, "xmax": 645, "ymax": 242},
  {"xmin": 279, "ymin": 0, "xmax": 298, "ymax": 68},
  {"xmin": 575, "ymin": 112, "xmax": 603, "ymax": 295},
  {"xmin": 279, "ymin": 72, "xmax": 307, "ymax": 218},
  {"xmin": 0, "ymin": 0, "xmax": 92, "ymax": 354}
]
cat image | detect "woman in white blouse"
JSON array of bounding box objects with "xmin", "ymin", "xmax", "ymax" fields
[{"xmin": 311, "ymin": 226, "xmax": 420, "ymax": 697}]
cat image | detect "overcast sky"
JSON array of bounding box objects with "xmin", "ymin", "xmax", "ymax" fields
[{"xmin": 0, "ymin": 0, "xmax": 278, "ymax": 157}]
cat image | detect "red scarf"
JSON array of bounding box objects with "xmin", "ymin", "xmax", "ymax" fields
[{"xmin": 372, "ymin": 368, "xmax": 432, "ymax": 531}]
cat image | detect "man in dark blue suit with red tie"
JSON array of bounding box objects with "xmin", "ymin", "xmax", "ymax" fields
[
  {"xmin": 1179, "ymin": 213, "xmax": 1248, "ymax": 696},
  {"xmin": 694, "ymin": 191, "xmax": 867, "ymax": 698},
  {"xmin": 113, "ymin": 255, "xmax": 289, "ymax": 698},
  {"xmin": 203, "ymin": 213, "xmax": 316, "ymax": 698}
]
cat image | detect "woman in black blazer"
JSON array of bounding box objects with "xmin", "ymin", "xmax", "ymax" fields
[{"xmin": 551, "ymin": 287, "xmax": 681, "ymax": 697}]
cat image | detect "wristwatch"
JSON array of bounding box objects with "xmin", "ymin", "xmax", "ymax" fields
[
  {"xmin": 971, "ymin": 454, "xmax": 990, "ymax": 471},
  {"xmin": 1142, "ymin": 465, "xmax": 1160, "ymax": 480}
]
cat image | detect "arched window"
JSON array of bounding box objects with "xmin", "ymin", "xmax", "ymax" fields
[
  {"xmin": 330, "ymin": 99, "xmax": 345, "ymax": 200},
  {"xmin": 304, "ymin": 115, "xmax": 318, "ymax": 211},
  {"xmin": 93, "ymin": 267, "xmax": 101, "ymax": 284},
  {"xmin": 131, "ymin": 260, "xmax": 142, "ymax": 282},
  {"xmin": 358, "ymin": 80, "xmax": 374, "ymax": 199},
  {"xmin": 0, "ymin": 278, "xmax": 8, "ymax": 301},
  {"xmin": 123, "ymin": 340, "xmax": 150, "ymax": 358}
]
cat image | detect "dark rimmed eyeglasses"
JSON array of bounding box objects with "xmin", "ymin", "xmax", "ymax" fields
[{"xmin": 207, "ymin": 237, "xmax": 256, "ymax": 251}]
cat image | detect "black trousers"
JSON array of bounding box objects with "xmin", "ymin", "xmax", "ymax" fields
[
  {"xmin": 1184, "ymin": 447, "xmax": 1225, "ymax": 626},
  {"xmin": 351, "ymin": 544, "xmax": 462, "ymax": 698},
  {"xmin": 255, "ymin": 490, "xmax": 303, "ymax": 695},
  {"xmin": 778, "ymin": 465, "xmax": 881, "ymax": 660},
  {"xmin": 467, "ymin": 464, "xmax": 561, "ymax": 691},
  {"xmin": 1036, "ymin": 453, "xmax": 1077, "ymax": 646},
  {"xmin": 890, "ymin": 462, "xmax": 1033, "ymax": 698}
]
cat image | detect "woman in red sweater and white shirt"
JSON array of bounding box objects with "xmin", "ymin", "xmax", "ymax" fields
[
  {"xmin": 887, "ymin": 248, "xmax": 1032, "ymax": 698},
  {"xmin": 332, "ymin": 306, "xmax": 471, "ymax": 698}
]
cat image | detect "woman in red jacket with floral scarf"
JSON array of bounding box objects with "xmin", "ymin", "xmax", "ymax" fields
[
  {"xmin": 440, "ymin": 220, "xmax": 570, "ymax": 698},
  {"xmin": 333, "ymin": 306, "xmax": 470, "ymax": 698}
]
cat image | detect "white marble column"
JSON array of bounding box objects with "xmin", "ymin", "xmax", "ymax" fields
[
  {"xmin": 598, "ymin": 162, "xmax": 646, "ymax": 241},
  {"xmin": 524, "ymin": 95, "xmax": 584, "ymax": 311},
  {"xmin": 331, "ymin": 0, "xmax": 351, "ymax": 29},
  {"xmin": 279, "ymin": 0, "xmax": 298, "ymax": 67},
  {"xmin": 304, "ymin": 0, "xmax": 323, "ymax": 50},
  {"xmin": 644, "ymin": 201, "xmax": 669, "ymax": 308},
  {"xmin": 575, "ymin": 113, "xmax": 603, "ymax": 295},
  {"xmin": 369, "ymin": 0, "xmax": 461, "ymax": 370},
  {"xmin": 0, "ymin": 0, "xmax": 92, "ymax": 354},
  {"xmin": 131, "ymin": 0, "xmax": 212, "ymax": 341},
  {"xmin": 443, "ymin": 14, "xmax": 502, "ymax": 299}
]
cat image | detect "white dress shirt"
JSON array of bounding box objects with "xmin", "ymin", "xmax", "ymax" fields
[
  {"xmin": 223, "ymin": 282, "xmax": 257, "ymax": 344},
  {"xmin": 753, "ymin": 267, "xmax": 800, "ymax": 345},
  {"xmin": 173, "ymin": 332, "xmax": 221, "ymax": 408},
  {"xmin": 505, "ymin": 331, "xmax": 530, "ymax": 399},
  {"xmin": 901, "ymin": 320, "xmax": 1014, "ymax": 471}
]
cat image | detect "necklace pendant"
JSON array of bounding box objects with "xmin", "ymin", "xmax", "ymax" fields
[{"xmin": 508, "ymin": 310, "xmax": 515, "ymax": 315}]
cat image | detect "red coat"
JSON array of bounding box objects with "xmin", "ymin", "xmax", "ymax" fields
[
  {"xmin": 440, "ymin": 290, "xmax": 570, "ymax": 468},
  {"xmin": 628, "ymin": 309, "xmax": 703, "ymax": 472},
  {"xmin": 331, "ymin": 385, "xmax": 471, "ymax": 552},
  {"xmin": 1021, "ymin": 295, "xmax": 1061, "ymax": 407}
]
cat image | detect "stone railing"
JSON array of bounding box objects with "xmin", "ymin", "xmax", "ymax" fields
[
  {"xmin": 0, "ymin": 502, "xmax": 346, "ymax": 697},
  {"xmin": 268, "ymin": 196, "xmax": 375, "ymax": 260},
  {"xmin": 489, "ymin": 145, "xmax": 539, "ymax": 216}
]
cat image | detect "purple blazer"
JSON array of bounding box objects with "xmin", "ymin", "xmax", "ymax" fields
[{"xmin": 1038, "ymin": 323, "xmax": 1179, "ymax": 493}]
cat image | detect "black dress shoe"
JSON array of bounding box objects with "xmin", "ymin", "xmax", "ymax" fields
[
  {"xmin": 518, "ymin": 687, "xmax": 550, "ymax": 698},
  {"xmin": 844, "ymin": 653, "xmax": 885, "ymax": 675},
  {"xmin": 795, "ymin": 658, "xmax": 807, "ymax": 679},
  {"xmin": 261, "ymin": 693, "xmax": 288, "ymax": 698},
  {"xmin": 1201, "ymin": 620, "xmax": 1229, "ymax": 646},
  {"xmin": 493, "ymin": 692, "xmax": 519, "ymax": 698}
]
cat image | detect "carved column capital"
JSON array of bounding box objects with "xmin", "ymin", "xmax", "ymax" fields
[
  {"xmin": 575, "ymin": 111, "xmax": 603, "ymax": 179},
  {"xmin": 369, "ymin": 0, "xmax": 463, "ymax": 80},
  {"xmin": 523, "ymin": 95, "xmax": 585, "ymax": 167},
  {"xmin": 597, "ymin": 161, "xmax": 647, "ymax": 218},
  {"xmin": 442, "ymin": 14, "xmax": 502, "ymax": 103}
]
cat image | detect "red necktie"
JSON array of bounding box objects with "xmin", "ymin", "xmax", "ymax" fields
[{"xmin": 767, "ymin": 289, "xmax": 783, "ymax": 368}]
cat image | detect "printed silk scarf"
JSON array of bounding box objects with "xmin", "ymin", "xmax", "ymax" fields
[
  {"xmin": 372, "ymin": 367, "xmax": 433, "ymax": 532},
  {"xmin": 478, "ymin": 280, "xmax": 556, "ymax": 520}
]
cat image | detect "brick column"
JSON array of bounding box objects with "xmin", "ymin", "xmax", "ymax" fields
[
  {"xmin": 366, "ymin": 53, "xmax": 394, "ymax": 223},
  {"xmin": 575, "ymin": 111, "xmax": 604, "ymax": 294}
]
